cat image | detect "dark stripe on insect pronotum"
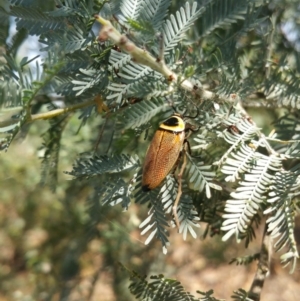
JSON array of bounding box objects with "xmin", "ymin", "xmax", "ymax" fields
[{"xmin": 142, "ymin": 113, "xmax": 186, "ymax": 191}]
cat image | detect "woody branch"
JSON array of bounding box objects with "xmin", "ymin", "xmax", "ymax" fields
[{"xmin": 94, "ymin": 15, "xmax": 215, "ymax": 101}]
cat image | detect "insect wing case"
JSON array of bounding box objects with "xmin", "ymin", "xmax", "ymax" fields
[{"xmin": 142, "ymin": 115, "xmax": 185, "ymax": 191}]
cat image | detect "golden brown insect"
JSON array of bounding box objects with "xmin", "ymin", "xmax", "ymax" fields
[{"xmin": 142, "ymin": 114, "xmax": 186, "ymax": 191}]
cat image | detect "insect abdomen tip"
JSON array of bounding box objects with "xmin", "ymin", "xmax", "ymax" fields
[{"xmin": 142, "ymin": 185, "xmax": 151, "ymax": 192}]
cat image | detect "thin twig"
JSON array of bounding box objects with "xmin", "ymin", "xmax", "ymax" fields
[
  {"xmin": 266, "ymin": 137, "xmax": 300, "ymax": 144},
  {"xmin": 173, "ymin": 145, "xmax": 188, "ymax": 229},
  {"xmin": 257, "ymin": 132, "xmax": 278, "ymax": 156},
  {"xmin": 0, "ymin": 99, "xmax": 96, "ymax": 128},
  {"xmin": 248, "ymin": 221, "xmax": 271, "ymax": 301},
  {"xmin": 29, "ymin": 99, "xmax": 96, "ymax": 122}
]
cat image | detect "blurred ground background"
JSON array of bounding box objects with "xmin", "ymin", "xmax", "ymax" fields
[{"xmin": 0, "ymin": 117, "xmax": 299, "ymax": 301}]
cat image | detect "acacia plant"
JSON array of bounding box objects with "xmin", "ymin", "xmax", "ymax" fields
[{"xmin": 1, "ymin": 0, "xmax": 300, "ymax": 300}]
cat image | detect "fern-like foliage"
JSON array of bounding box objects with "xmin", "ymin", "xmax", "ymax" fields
[
  {"xmin": 231, "ymin": 289, "xmax": 253, "ymax": 301},
  {"xmin": 124, "ymin": 266, "xmax": 227, "ymax": 300},
  {"xmin": 115, "ymin": 97, "xmax": 170, "ymax": 130},
  {"xmin": 72, "ymin": 67, "xmax": 109, "ymax": 96},
  {"xmin": 272, "ymin": 113, "xmax": 300, "ymax": 158},
  {"xmin": 40, "ymin": 21, "xmax": 94, "ymax": 54},
  {"xmin": 222, "ymin": 153, "xmax": 282, "ymax": 241},
  {"xmin": 118, "ymin": 0, "xmax": 170, "ymax": 33},
  {"xmin": 89, "ymin": 47, "xmax": 163, "ymax": 105},
  {"xmin": 0, "ymin": 109, "xmax": 27, "ymax": 151},
  {"xmin": 229, "ymin": 253, "xmax": 260, "ymax": 266},
  {"xmin": 176, "ymin": 194, "xmax": 200, "ymax": 240},
  {"xmin": 185, "ymin": 152, "xmax": 219, "ymax": 197},
  {"xmin": 66, "ymin": 153, "xmax": 139, "ymax": 213},
  {"xmin": 97, "ymin": 1, "xmax": 206, "ymax": 106},
  {"xmin": 96, "ymin": 177, "xmax": 132, "ymax": 210},
  {"xmin": 264, "ymin": 169, "xmax": 299, "ymax": 272},
  {"xmin": 119, "ymin": 0, "xmax": 144, "ymax": 23},
  {"xmin": 198, "ymin": 290, "xmax": 224, "ymax": 301},
  {"xmin": 139, "ymin": 193, "xmax": 170, "ymax": 252},
  {"xmin": 11, "ymin": 6, "xmax": 66, "ymax": 35},
  {"xmin": 0, "ymin": 79, "xmax": 22, "ymax": 109},
  {"xmin": 217, "ymin": 115, "xmax": 259, "ymax": 166},
  {"xmin": 106, "ymin": 65, "xmax": 160, "ymax": 105},
  {"xmin": 134, "ymin": 172, "xmax": 201, "ymax": 251},
  {"xmin": 134, "ymin": 173, "xmax": 173, "ymax": 252},
  {"xmin": 109, "ymin": 49, "xmax": 132, "ymax": 70},
  {"xmin": 5, "ymin": 27, "xmax": 28, "ymax": 57},
  {"xmin": 221, "ymin": 144, "xmax": 258, "ymax": 182},
  {"xmin": 128, "ymin": 271, "xmax": 200, "ymax": 301},
  {"xmin": 140, "ymin": 0, "xmax": 170, "ymax": 31},
  {"xmin": 66, "ymin": 153, "xmax": 139, "ymax": 179},
  {"xmin": 162, "ymin": 2, "xmax": 205, "ymax": 55},
  {"xmin": 220, "ymin": 114, "xmax": 283, "ymax": 243},
  {"xmin": 0, "ymin": 51, "xmax": 64, "ymax": 150},
  {"xmin": 124, "ymin": 265, "xmax": 260, "ymax": 301},
  {"xmin": 197, "ymin": 0, "xmax": 257, "ymax": 38},
  {"xmin": 262, "ymin": 64, "xmax": 300, "ymax": 109},
  {"xmin": 218, "ymin": 108, "xmax": 300, "ymax": 269}
]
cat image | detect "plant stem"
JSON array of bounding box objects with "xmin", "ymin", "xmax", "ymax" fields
[
  {"xmin": 248, "ymin": 222, "xmax": 271, "ymax": 301},
  {"xmin": 29, "ymin": 99, "xmax": 95, "ymax": 122},
  {"xmin": 0, "ymin": 99, "xmax": 95, "ymax": 128},
  {"xmin": 94, "ymin": 15, "xmax": 215, "ymax": 100}
]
